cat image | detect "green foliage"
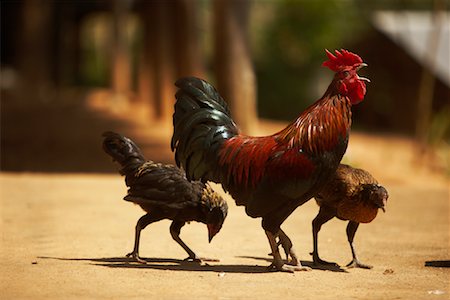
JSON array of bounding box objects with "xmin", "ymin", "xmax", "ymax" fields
[{"xmin": 255, "ymin": 0, "xmax": 367, "ymax": 120}]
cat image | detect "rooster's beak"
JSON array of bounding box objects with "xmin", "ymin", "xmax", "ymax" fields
[
  {"xmin": 356, "ymin": 63, "xmax": 370, "ymax": 82},
  {"xmin": 357, "ymin": 63, "xmax": 368, "ymax": 70},
  {"xmin": 358, "ymin": 76, "xmax": 371, "ymax": 82}
]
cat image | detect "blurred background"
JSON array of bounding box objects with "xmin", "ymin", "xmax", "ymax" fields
[{"xmin": 1, "ymin": 0, "xmax": 449, "ymax": 174}]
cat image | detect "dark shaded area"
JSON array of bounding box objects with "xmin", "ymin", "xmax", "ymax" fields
[
  {"xmin": 256, "ymin": 0, "xmax": 449, "ymax": 137},
  {"xmin": 0, "ymin": 93, "xmax": 173, "ymax": 172},
  {"xmin": 37, "ymin": 255, "xmax": 347, "ymax": 273},
  {"xmin": 1, "ymin": 0, "xmax": 448, "ymax": 173},
  {"xmin": 237, "ymin": 256, "xmax": 347, "ymax": 272},
  {"xmin": 425, "ymin": 260, "xmax": 450, "ymax": 268},
  {"xmin": 38, "ymin": 256, "xmax": 269, "ymax": 274},
  {"xmin": 352, "ymin": 29, "xmax": 450, "ymax": 135}
]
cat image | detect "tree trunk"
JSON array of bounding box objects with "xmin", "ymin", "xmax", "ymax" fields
[
  {"xmin": 137, "ymin": 1, "xmax": 158, "ymax": 119},
  {"xmin": 137, "ymin": 1, "xmax": 176, "ymax": 123},
  {"xmin": 18, "ymin": 0, "xmax": 54, "ymax": 101},
  {"xmin": 213, "ymin": 0, "xmax": 257, "ymax": 134},
  {"xmin": 415, "ymin": 0, "xmax": 446, "ymax": 151},
  {"xmin": 154, "ymin": 1, "xmax": 176, "ymax": 123},
  {"xmin": 174, "ymin": 0, "xmax": 204, "ymax": 78},
  {"xmin": 112, "ymin": 0, "xmax": 132, "ymax": 103}
]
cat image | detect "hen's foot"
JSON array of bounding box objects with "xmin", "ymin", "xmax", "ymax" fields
[
  {"xmin": 314, "ymin": 258, "xmax": 339, "ymax": 267},
  {"xmin": 126, "ymin": 252, "xmax": 147, "ymax": 264},
  {"xmin": 346, "ymin": 259, "xmax": 372, "ymax": 269},
  {"xmin": 183, "ymin": 255, "xmax": 202, "ymax": 263},
  {"xmin": 183, "ymin": 256, "xmax": 220, "ymax": 263},
  {"xmin": 198, "ymin": 257, "xmax": 220, "ymax": 262},
  {"xmin": 310, "ymin": 253, "xmax": 339, "ymax": 267}
]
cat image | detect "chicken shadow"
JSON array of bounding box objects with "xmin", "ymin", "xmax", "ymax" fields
[
  {"xmin": 237, "ymin": 256, "xmax": 348, "ymax": 273},
  {"xmin": 38, "ymin": 256, "xmax": 269, "ymax": 274},
  {"xmin": 425, "ymin": 260, "xmax": 450, "ymax": 268}
]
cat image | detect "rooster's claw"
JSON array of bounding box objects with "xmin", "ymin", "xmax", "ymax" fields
[
  {"xmin": 346, "ymin": 259, "xmax": 372, "ymax": 269},
  {"xmin": 126, "ymin": 252, "xmax": 147, "ymax": 264},
  {"xmin": 267, "ymin": 262, "xmax": 312, "ymax": 273}
]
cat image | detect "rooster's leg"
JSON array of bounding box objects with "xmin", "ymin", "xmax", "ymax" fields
[
  {"xmin": 277, "ymin": 229, "xmax": 301, "ymax": 266},
  {"xmin": 170, "ymin": 221, "xmax": 201, "ymax": 262},
  {"xmin": 311, "ymin": 207, "xmax": 338, "ymax": 266},
  {"xmin": 346, "ymin": 221, "xmax": 372, "ymax": 269},
  {"xmin": 126, "ymin": 213, "xmax": 164, "ymax": 264},
  {"xmin": 266, "ymin": 231, "xmax": 310, "ymax": 273}
]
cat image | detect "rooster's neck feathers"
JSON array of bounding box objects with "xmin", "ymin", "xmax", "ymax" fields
[{"xmin": 277, "ymin": 93, "xmax": 352, "ymax": 154}]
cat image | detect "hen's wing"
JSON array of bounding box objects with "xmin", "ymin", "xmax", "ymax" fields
[{"xmin": 125, "ymin": 161, "xmax": 204, "ymax": 210}]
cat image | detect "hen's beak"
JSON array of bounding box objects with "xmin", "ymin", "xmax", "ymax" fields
[
  {"xmin": 207, "ymin": 224, "xmax": 220, "ymax": 243},
  {"xmin": 379, "ymin": 197, "xmax": 388, "ymax": 213}
]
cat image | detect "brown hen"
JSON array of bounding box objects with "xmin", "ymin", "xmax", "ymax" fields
[{"xmin": 311, "ymin": 164, "xmax": 388, "ymax": 269}]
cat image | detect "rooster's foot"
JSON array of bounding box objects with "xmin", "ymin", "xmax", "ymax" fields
[
  {"xmin": 346, "ymin": 259, "xmax": 372, "ymax": 269},
  {"xmin": 267, "ymin": 259, "xmax": 311, "ymax": 273},
  {"xmin": 126, "ymin": 252, "xmax": 147, "ymax": 264}
]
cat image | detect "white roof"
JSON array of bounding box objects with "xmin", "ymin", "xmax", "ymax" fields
[{"xmin": 373, "ymin": 10, "xmax": 450, "ymax": 86}]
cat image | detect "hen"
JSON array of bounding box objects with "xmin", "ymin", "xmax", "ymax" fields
[
  {"xmin": 311, "ymin": 164, "xmax": 388, "ymax": 269},
  {"xmin": 102, "ymin": 131, "xmax": 228, "ymax": 263},
  {"xmin": 171, "ymin": 49, "xmax": 369, "ymax": 272}
]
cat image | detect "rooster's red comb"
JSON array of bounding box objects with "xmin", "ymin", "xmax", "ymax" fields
[{"xmin": 322, "ymin": 49, "xmax": 363, "ymax": 72}]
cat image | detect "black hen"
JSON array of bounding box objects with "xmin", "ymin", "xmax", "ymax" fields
[{"xmin": 102, "ymin": 131, "xmax": 228, "ymax": 263}]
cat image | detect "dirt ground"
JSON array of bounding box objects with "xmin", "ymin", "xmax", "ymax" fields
[
  {"xmin": 1, "ymin": 95, "xmax": 449, "ymax": 299},
  {"xmin": 1, "ymin": 132, "xmax": 449, "ymax": 300}
]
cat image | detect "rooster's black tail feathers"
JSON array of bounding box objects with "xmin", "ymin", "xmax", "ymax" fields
[{"xmin": 171, "ymin": 77, "xmax": 238, "ymax": 182}]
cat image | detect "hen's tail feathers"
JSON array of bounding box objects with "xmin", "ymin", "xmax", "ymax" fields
[
  {"xmin": 171, "ymin": 77, "xmax": 239, "ymax": 182},
  {"xmin": 102, "ymin": 131, "xmax": 146, "ymax": 175}
]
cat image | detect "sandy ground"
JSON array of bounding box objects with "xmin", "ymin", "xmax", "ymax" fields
[
  {"xmin": 1, "ymin": 96, "xmax": 449, "ymax": 299},
  {"xmin": 1, "ymin": 150, "xmax": 449, "ymax": 299}
]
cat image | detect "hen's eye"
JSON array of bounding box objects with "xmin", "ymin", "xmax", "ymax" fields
[{"xmin": 343, "ymin": 71, "xmax": 350, "ymax": 77}]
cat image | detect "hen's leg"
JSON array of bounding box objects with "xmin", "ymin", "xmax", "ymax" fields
[
  {"xmin": 170, "ymin": 221, "xmax": 220, "ymax": 263},
  {"xmin": 170, "ymin": 221, "xmax": 201, "ymax": 262},
  {"xmin": 266, "ymin": 231, "xmax": 310, "ymax": 273},
  {"xmin": 346, "ymin": 221, "xmax": 372, "ymax": 269},
  {"xmin": 126, "ymin": 213, "xmax": 164, "ymax": 264},
  {"xmin": 311, "ymin": 207, "xmax": 338, "ymax": 266}
]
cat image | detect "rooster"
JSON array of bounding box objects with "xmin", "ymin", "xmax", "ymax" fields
[
  {"xmin": 311, "ymin": 164, "xmax": 388, "ymax": 269},
  {"xmin": 102, "ymin": 131, "xmax": 228, "ymax": 263},
  {"xmin": 171, "ymin": 49, "xmax": 369, "ymax": 272}
]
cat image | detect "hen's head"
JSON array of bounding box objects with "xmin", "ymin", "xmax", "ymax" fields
[
  {"xmin": 323, "ymin": 49, "xmax": 369, "ymax": 104},
  {"xmin": 201, "ymin": 185, "xmax": 228, "ymax": 243},
  {"xmin": 361, "ymin": 184, "xmax": 389, "ymax": 213}
]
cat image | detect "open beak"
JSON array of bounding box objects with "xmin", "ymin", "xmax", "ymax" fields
[
  {"xmin": 357, "ymin": 63, "xmax": 368, "ymax": 70},
  {"xmin": 356, "ymin": 63, "xmax": 370, "ymax": 82},
  {"xmin": 358, "ymin": 76, "xmax": 371, "ymax": 83}
]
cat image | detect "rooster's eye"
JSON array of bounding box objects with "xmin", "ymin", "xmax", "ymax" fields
[{"xmin": 343, "ymin": 71, "xmax": 350, "ymax": 77}]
